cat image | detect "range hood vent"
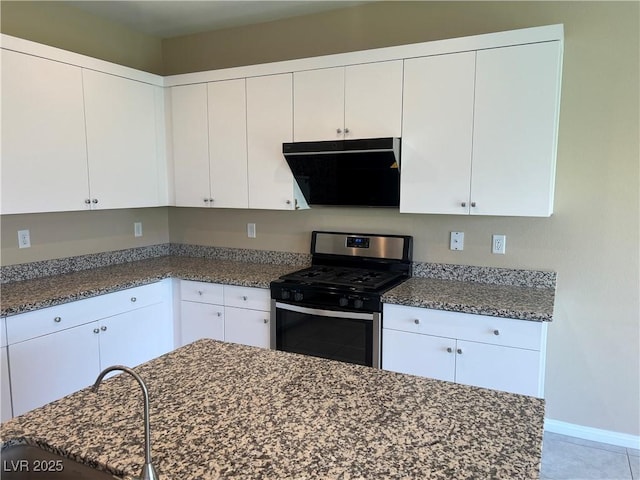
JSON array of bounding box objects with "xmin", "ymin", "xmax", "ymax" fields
[{"xmin": 282, "ymin": 137, "xmax": 401, "ymax": 208}]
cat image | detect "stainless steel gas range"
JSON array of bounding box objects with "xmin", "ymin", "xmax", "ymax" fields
[{"xmin": 270, "ymin": 231, "xmax": 413, "ymax": 368}]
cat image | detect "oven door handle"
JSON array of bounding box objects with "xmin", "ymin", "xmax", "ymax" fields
[{"xmin": 274, "ymin": 302, "xmax": 374, "ymax": 321}]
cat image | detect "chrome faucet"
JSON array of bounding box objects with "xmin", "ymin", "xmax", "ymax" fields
[{"xmin": 93, "ymin": 365, "xmax": 159, "ymax": 480}]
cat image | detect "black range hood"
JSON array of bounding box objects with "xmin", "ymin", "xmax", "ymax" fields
[{"xmin": 282, "ymin": 137, "xmax": 401, "ymax": 208}]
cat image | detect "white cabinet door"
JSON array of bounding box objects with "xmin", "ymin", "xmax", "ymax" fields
[
  {"xmin": 1, "ymin": 50, "xmax": 90, "ymax": 214},
  {"xmin": 180, "ymin": 301, "xmax": 225, "ymax": 346},
  {"xmin": 171, "ymin": 84, "xmax": 211, "ymax": 207},
  {"xmin": 293, "ymin": 61, "xmax": 403, "ymax": 142},
  {"xmin": 9, "ymin": 323, "xmax": 100, "ymax": 416},
  {"xmin": 344, "ymin": 60, "xmax": 403, "ymax": 139},
  {"xmin": 208, "ymin": 79, "xmax": 249, "ymax": 208},
  {"xmin": 224, "ymin": 307, "xmax": 270, "ymax": 349},
  {"xmin": 83, "ymin": 69, "xmax": 160, "ymax": 209},
  {"xmin": 471, "ymin": 41, "xmax": 562, "ymax": 216},
  {"xmin": 382, "ymin": 328, "xmax": 456, "ymax": 382},
  {"xmin": 454, "ymin": 340, "xmax": 542, "ymax": 397},
  {"xmin": 1, "ymin": 346, "xmax": 12, "ymax": 422},
  {"xmin": 293, "ymin": 67, "xmax": 345, "ymax": 141},
  {"xmin": 246, "ymin": 73, "xmax": 299, "ymax": 210},
  {"xmin": 400, "ymin": 52, "xmax": 476, "ymax": 214},
  {"xmin": 98, "ymin": 303, "xmax": 173, "ymax": 369}
]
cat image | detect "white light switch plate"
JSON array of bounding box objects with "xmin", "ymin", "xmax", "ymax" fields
[
  {"xmin": 247, "ymin": 223, "xmax": 256, "ymax": 238},
  {"xmin": 450, "ymin": 231, "xmax": 464, "ymax": 251},
  {"xmin": 134, "ymin": 222, "xmax": 143, "ymax": 237}
]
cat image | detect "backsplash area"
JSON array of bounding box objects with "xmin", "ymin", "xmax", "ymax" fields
[{"xmin": 1, "ymin": 244, "xmax": 555, "ymax": 288}]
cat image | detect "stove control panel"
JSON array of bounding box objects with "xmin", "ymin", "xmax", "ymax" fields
[{"xmin": 271, "ymin": 283, "xmax": 380, "ymax": 313}]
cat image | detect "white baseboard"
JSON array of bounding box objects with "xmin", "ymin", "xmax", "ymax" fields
[{"xmin": 544, "ymin": 418, "xmax": 640, "ymax": 449}]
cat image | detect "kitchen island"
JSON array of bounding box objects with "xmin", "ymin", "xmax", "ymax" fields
[{"xmin": 1, "ymin": 339, "xmax": 545, "ymax": 479}]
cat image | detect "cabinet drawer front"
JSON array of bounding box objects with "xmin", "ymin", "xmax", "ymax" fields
[
  {"xmin": 224, "ymin": 285, "xmax": 270, "ymax": 311},
  {"xmin": 383, "ymin": 304, "xmax": 543, "ymax": 350},
  {"xmin": 180, "ymin": 280, "xmax": 224, "ymax": 304},
  {"xmin": 6, "ymin": 282, "xmax": 164, "ymax": 344}
]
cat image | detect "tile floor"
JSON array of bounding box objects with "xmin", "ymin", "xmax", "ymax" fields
[{"xmin": 541, "ymin": 432, "xmax": 640, "ymax": 480}]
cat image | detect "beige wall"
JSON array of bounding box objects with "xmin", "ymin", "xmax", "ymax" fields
[
  {"xmin": 0, "ymin": 1, "xmax": 163, "ymax": 74},
  {"xmin": 1, "ymin": 209, "xmax": 170, "ymax": 264},
  {"xmin": 1, "ymin": 2, "xmax": 638, "ymax": 438}
]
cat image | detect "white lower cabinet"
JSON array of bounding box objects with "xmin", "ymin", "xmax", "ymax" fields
[
  {"xmin": 382, "ymin": 304, "xmax": 547, "ymax": 397},
  {"xmin": 178, "ymin": 280, "xmax": 270, "ymax": 349},
  {"xmin": 180, "ymin": 299, "xmax": 225, "ymax": 344},
  {"xmin": 5, "ymin": 281, "xmax": 173, "ymax": 417},
  {"xmin": 224, "ymin": 307, "xmax": 270, "ymax": 349}
]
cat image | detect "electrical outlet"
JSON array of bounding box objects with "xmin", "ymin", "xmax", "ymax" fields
[
  {"xmin": 18, "ymin": 229, "xmax": 31, "ymax": 248},
  {"xmin": 247, "ymin": 223, "xmax": 256, "ymax": 238},
  {"xmin": 492, "ymin": 234, "xmax": 506, "ymax": 254},
  {"xmin": 134, "ymin": 222, "xmax": 143, "ymax": 237},
  {"xmin": 450, "ymin": 232, "xmax": 464, "ymax": 251}
]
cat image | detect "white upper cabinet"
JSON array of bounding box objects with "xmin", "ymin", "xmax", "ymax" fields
[
  {"xmin": 208, "ymin": 79, "xmax": 249, "ymax": 208},
  {"xmin": 82, "ymin": 69, "xmax": 161, "ymax": 209},
  {"xmin": 171, "ymin": 83, "xmax": 212, "ymax": 207},
  {"xmin": 471, "ymin": 41, "xmax": 562, "ymax": 217},
  {"xmin": 247, "ymin": 73, "xmax": 306, "ymax": 210},
  {"xmin": 1, "ymin": 50, "xmax": 90, "ymax": 214},
  {"xmin": 293, "ymin": 60, "xmax": 403, "ymax": 141},
  {"xmin": 293, "ymin": 67, "xmax": 345, "ymax": 141},
  {"xmin": 172, "ymin": 79, "xmax": 249, "ymax": 209},
  {"xmin": 400, "ymin": 52, "xmax": 476, "ymax": 215},
  {"xmin": 400, "ymin": 41, "xmax": 562, "ymax": 216}
]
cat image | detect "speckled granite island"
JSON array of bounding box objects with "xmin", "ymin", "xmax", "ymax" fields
[{"xmin": 1, "ymin": 339, "xmax": 544, "ymax": 479}]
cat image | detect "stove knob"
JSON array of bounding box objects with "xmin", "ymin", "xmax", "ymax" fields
[
  {"xmin": 281, "ymin": 290, "xmax": 291, "ymax": 300},
  {"xmin": 354, "ymin": 298, "xmax": 364, "ymax": 309},
  {"xmin": 339, "ymin": 297, "xmax": 349, "ymax": 307},
  {"xmin": 294, "ymin": 292, "xmax": 304, "ymax": 302}
]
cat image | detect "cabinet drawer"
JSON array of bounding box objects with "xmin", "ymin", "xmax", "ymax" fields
[
  {"xmin": 383, "ymin": 304, "xmax": 543, "ymax": 351},
  {"xmin": 180, "ymin": 280, "xmax": 224, "ymax": 304},
  {"xmin": 224, "ymin": 285, "xmax": 270, "ymax": 311},
  {"xmin": 6, "ymin": 282, "xmax": 164, "ymax": 345}
]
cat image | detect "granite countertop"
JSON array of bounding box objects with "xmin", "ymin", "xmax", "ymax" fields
[
  {"xmin": 0, "ymin": 256, "xmax": 301, "ymax": 317},
  {"xmin": 0, "ymin": 339, "xmax": 545, "ymax": 479},
  {"xmin": 383, "ymin": 277, "xmax": 555, "ymax": 322}
]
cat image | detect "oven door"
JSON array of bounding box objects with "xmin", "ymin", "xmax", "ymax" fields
[{"xmin": 271, "ymin": 301, "xmax": 381, "ymax": 368}]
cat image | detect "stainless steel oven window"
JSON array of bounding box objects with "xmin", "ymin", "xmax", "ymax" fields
[{"xmin": 270, "ymin": 300, "xmax": 381, "ymax": 368}]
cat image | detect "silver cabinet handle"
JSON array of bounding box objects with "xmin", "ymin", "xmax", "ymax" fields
[
  {"xmin": 84, "ymin": 199, "xmax": 91, "ymax": 204},
  {"xmin": 242, "ymin": 296, "xmax": 248, "ymax": 301},
  {"xmin": 93, "ymin": 328, "xmax": 100, "ymax": 334},
  {"xmin": 285, "ymin": 200, "xmax": 292, "ymax": 205},
  {"xmin": 446, "ymin": 347, "xmax": 453, "ymax": 353},
  {"xmin": 493, "ymin": 329, "xmax": 500, "ymax": 336},
  {"xmin": 92, "ymin": 198, "xmax": 98, "ymax": 204},
  {"xmin": 216, "ymin": 312, "xmax": 222, "ymax": 317},
  {"xmin": 204, "ymin": 198, "xmax": 210, "ymax": 203},
  {"xmin": 461, "ymin": 202, "xmax": 467, "ymax": 207},
  {"xmin": 337, "ymin": 128, "xmax": 342, "ymax": 134},
  {"xmin": 101, "ymin": 326, "xmax": 107, "ymax": 332},
  {"xmin": 413, "ymin": 318, "xmax": 420, "ymax": 325},
  {"xmin": 263, "ymin": 318, "xmax": 268, "ymax": 324},
  {"xmin": 54, "ymin": 316, "xmax": 62, "ymax": 323},
  {"xmin": 471, "ymin": 202, "xmax": 476, "ymax": 207},
  {"xmin": 457, "ymin": 348, "xmax": 463, "ymax": 354},
  {"xmin": 130, "ymin": 297, "xmax": 137, "ymax": 302},
  {"xmin": 209, "ymin": 198, "xmax": 214, "ymax": 203},
  {"xmin": 197, "ymin": 290, "xmax": 204, "ymax": 296},
  {"xmin": 344, "ymin": 128, "xmax": 350, "ymax": 134}
]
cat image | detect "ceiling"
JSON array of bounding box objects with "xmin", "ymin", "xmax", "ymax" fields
[{"xmin": 66, "ymin": 1, "xmax": 370, "ymax": 39}]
